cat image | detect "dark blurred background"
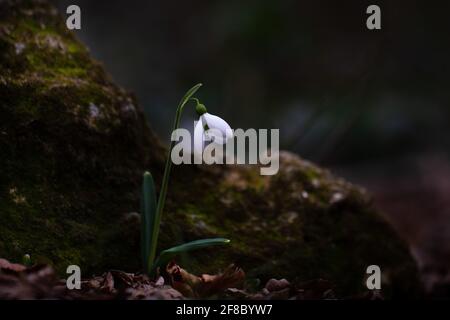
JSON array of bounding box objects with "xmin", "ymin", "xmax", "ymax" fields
[{"xmin": 54, "ymin": 0, "xmax": 450, "ymax": 291}]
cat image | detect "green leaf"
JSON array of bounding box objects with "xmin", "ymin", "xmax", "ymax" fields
[
  {"xmin": 152, "ymin": 238, "xmax": 231, "ymax": 272},
  {"xmin": 141, "ymin": 171, "xmax": 157, "ymax": 275},
  {"xmin": 179, "ymin": 83, "xmax": 202, "ymax": 110}
]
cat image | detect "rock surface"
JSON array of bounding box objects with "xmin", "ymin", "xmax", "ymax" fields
[{"xmin": 0, "ymin": 0, "xmax": 421, "ymax": 297}]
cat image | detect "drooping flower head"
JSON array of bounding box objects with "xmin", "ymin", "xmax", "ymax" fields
[{"xmin": 193, "ymin": 101, "xmax": 233, "ymax": 155}]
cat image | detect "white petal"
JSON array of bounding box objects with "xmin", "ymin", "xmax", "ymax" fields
[
  {"xmin": 203, "ymin": 113, "xmax": 233, "ymax": 144},
  {"xmin": 193, "ymin": 118, "xmax": 205, "ymax": 155}
]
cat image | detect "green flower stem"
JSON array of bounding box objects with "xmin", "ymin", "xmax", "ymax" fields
[{"xmin": 147, "ymin": 83, "xmax": 203, "ymax": 269}]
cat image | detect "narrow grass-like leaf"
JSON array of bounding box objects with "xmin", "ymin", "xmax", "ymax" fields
[
  {"xmin": 152, "ymin": 238, "xmax": 230, "ymax": 272},
  {"xmin": 141, "ymin": 171, "xmax": 157, "ymax": 275},
  {"xmin": 179, "ymin": 83, "xmax": 202, "ymax": 108}
]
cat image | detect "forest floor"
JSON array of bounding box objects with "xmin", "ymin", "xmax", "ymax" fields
[{"xmin": 0, "ymin": 258, "xmax": 382, "ymax": 300}]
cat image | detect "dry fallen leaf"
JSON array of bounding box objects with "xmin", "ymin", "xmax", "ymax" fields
[
  {"xmin": 0, "ymin": 258, "xmax": 26, "ymax": 273},
  {"xmin": 166, "ymin": 262, "xmax": 245, "ymax": 298},
  {"xmin": 265, "ymin": 278, "xmax": 290, "ymax": 292},
  {"xmin": 0, "ymin": 264, "xmax": 64, "ymax": 299},
  {"xmin": 100, "ymin": 272, "xmax": 115, "ymax": 293},
  {"xmin": 198, "ymin": 264, "xmax": 245, "ymax": 297}
]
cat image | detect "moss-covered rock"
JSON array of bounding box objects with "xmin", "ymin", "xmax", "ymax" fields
[
  {"xmin": 0, "ymin": 0, "xmax": 421, "ymax": 297},
  {"xmin": 0, "ymin": 0, "xmax": 165, "ymax": 274},
  {"xmin": 165, "ymin": 155, "xmax": 422, "ymax": 297}
]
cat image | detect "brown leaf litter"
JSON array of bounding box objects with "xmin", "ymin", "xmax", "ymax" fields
[{"xmin": 0, "ymin": 258, "xmax": 382, "ymax": 300}]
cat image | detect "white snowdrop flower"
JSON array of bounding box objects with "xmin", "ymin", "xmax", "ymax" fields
[{"xmin": 193, "ymin": 103, "xmax": 233, "ymax": 155}]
